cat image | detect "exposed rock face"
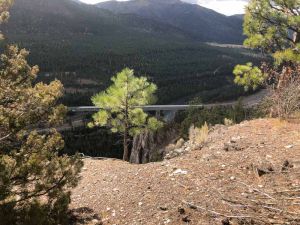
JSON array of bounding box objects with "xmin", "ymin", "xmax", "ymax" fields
[
  {"xmin": 130, "ymin": 126, "xmax": 178, "ymax": 164},
  {"xmin": 130, "ymin": 122, "xmax": 215, "ymax": 163},
  {"xmin": 130, "ymin": 130, "xmax": 155, "ymax": 164}
]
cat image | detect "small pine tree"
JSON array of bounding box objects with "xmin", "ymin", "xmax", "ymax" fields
[{"xmin": 90, "ymin": 68, "xmax": 163, "ymax": 161}]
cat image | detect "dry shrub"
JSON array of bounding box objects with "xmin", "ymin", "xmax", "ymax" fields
[
  {"xmin": 224, "ymin": 118, "xmax": 234, "ymax": 126},
  {"xmin": 259, "ymin": 64, "xmax": 300, "ymax": 119},
  {"xmin": 261, "ymin": 78, "xmax": 300, "ymax": 118},
  {"xmin": 189, "ymin": 122, "xmax": 209, "ymax": 145}
]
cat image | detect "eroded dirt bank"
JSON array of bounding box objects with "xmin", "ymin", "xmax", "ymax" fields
[{"xmin": 71, "ymin": 119, "xmax": 300, "ymax": 225}]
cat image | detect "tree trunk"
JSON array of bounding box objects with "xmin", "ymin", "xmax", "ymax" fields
[
  {"xmin": 123, "ymin": 129, "xmax": 129, "ymax": 161},
  {"xmin": 293, "ymin": 32, "xmax": 300, "ymax": 44}
]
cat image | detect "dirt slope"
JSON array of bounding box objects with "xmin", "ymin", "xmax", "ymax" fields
[{"xmin": 71, "ymin": 119, "xmax": 300, "ymax": 225}]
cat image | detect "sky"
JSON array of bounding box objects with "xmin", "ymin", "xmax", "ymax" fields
[{"xmin": 79, "ymin": 0, "xmax": 249, "ymax": 16}]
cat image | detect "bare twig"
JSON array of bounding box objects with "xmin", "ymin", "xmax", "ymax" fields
[
  {"xmin": 0, "ymin": 133, "xmax": 12, "ymax": 142},
  {"xmin": 182, "ymin": 200, "xmax": 257, "ymax": 220}
]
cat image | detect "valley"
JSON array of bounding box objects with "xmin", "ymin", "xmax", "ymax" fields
[{"xmin": 2, "ymin": 0, "xmax": 260, "ymax": 106}]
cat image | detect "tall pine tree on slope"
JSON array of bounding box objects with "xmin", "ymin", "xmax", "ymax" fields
[{"xmin": 90, "ymin": 68, "xmax": 163, "ymax": 161}]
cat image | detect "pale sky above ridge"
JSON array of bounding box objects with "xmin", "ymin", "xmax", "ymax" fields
[{"xmin": 79, "ymin": 0, "xmax": 249, "ymax": 16}]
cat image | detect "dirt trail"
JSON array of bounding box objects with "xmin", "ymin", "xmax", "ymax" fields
[{"xmin": 71, "ymin": 119, "xmax": 300, "ymax": 225}]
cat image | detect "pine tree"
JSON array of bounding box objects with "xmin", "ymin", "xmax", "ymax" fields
[
  {"xmin": 90, "ymin": 68, "xmax": 163, "ymax": 161},
  {"xmin": 233, "ymin": 0, "xmax": 300, "ymax": 89},
  {"xmin": 0, "ymin": 1, "xmax": 83, "ymax": 224}
]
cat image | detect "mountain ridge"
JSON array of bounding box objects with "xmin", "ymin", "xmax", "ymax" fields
[{"xmin": 96, "ymin": 0, "xmax": 244, "ymax": 44}]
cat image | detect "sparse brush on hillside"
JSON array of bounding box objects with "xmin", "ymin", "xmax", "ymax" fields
[
  {"xmin": 261, "ymin": 74, "xmax": 300, "ymax": 118},
  {"xmin": 176, "ymin": 99, "xmax": 252, "ymax": 138},
  {"xmin": 192, "ymin": 174, "xmax": 300, "ymax": 225}
]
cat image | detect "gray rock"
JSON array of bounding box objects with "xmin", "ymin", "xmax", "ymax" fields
[
  {"xmin": 201, "ymin": 153, "xmax": 217, "ymax": 162},
  {"xmin": 224, "ymin": 142, "xmax": 242, "ymax": 151},
  {"xmin": 175, "ymin": 138, "xmax": 185, "ymax": 149},
  {"xmin": 174, "ymin": 148, "xmax": 184, "ymax": 154}
]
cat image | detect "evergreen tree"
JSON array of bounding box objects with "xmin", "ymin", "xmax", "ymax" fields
[
  {"xmin": 0, "ymin": 1, "xmax": 83, "ymax": 224},
  {"xmin": 233, "ymin": 0, "xmax": 300, "ymax": 89},
  {"xmin": 90, "ymin": 68, "xmax": 163, "ymax": 161}
]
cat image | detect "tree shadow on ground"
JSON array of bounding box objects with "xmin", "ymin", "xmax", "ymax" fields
[{"xmin": 69, "ymin": 207, "xmax": 102, "ymax": 225}]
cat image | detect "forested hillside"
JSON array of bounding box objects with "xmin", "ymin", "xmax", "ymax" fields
[{"xmin": 1, "ymin": 0, "xmax": 259, "ymax": 106}]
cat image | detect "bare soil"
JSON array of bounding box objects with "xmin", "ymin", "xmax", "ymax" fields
[{"xmin": 71, "ymin": 119, "xmax": 300, "ymax": 225}]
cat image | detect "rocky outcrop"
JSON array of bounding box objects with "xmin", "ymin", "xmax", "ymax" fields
[
  {"xmin": 164, "ymin": 139, "xmax": 199, "ymax": 160},
  {"xmin": 130, "ymin": 126, "xmax": 179, "ymax": 164},
  {"xmin": 130, "ymin": 130, "xmax": 156, "ymax": 164},
  {"xmin": 130, "ymin": 122, "xmax": 215, "ymax": 163}
]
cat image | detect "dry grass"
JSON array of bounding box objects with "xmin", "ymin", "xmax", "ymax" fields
[
  {"xmin": 261, "ymin": 77, "xmax": 300, "ymax": 119},
  {"xmin": 224, "ymin": 118, "xmax": 234, "ymax": 126},
  {"xmin": 188, "ymin": 122, "xmax": 209, "ymax": 146}
]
